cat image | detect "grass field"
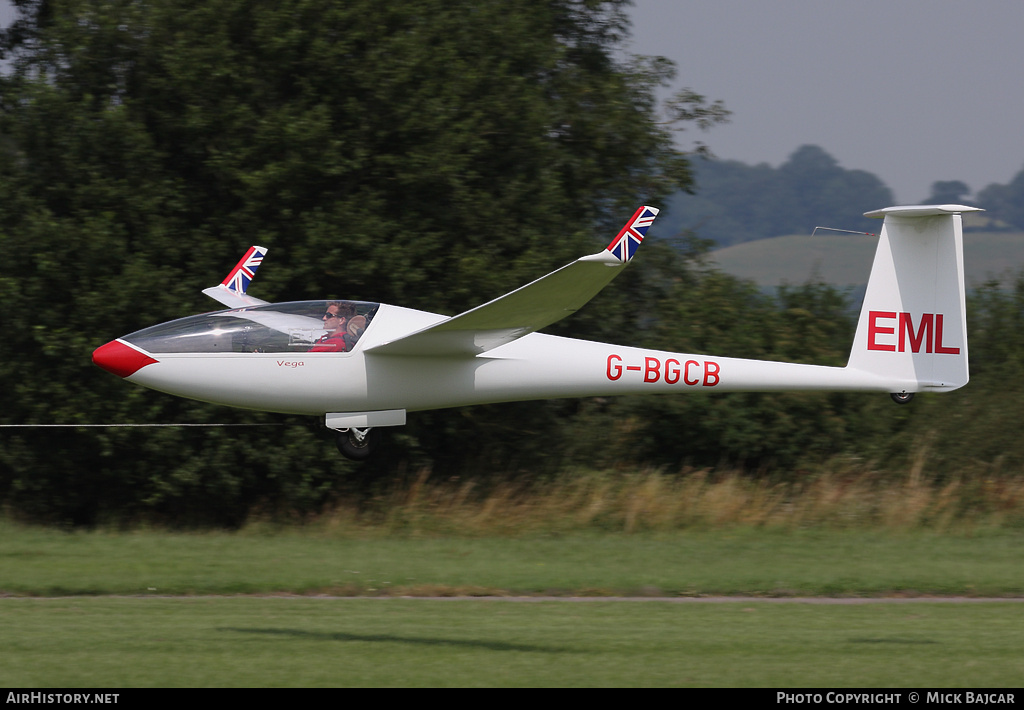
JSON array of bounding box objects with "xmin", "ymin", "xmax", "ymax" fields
[
  {"xmin": 2, "ymin": 519, "xmax": 1024, "ymax": 686},
  {"xmin": 4, "ymin": 597, "xmax": 1024, "ymax": 687},
  {"xmin": 3, "ymin": 464, "xmax": 1023, "ymax": 688},
  {"xmin": 710, "ymin": 231, "xmax": 1024, "ymax": 287},
  {"xmin": 2, "ymin": 525, "xmax": 1024, "ymax": 598}
]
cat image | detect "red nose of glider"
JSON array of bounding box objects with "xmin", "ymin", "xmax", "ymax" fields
[{"xmin": 92, "ymin": 340, "xmax": 158, "ymax": 378}]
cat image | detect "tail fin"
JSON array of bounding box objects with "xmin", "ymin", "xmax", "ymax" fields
[{"xmin": 847, "ymin": 205, "xmax": 982, "ymax": 393}]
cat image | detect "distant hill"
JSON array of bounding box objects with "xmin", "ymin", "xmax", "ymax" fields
[
  {"xmin": 710, "ymin": 231, "xmax": 1024, "ymax": 288},
  {"xmin": 656, "ymin": 148, "xmax": 1024, "ymax": 249},
  {"xmin": 659, "ymin": 145, "xmax": 894, "ymax": 247}
]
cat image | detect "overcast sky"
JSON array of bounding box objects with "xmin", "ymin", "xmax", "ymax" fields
[{"xmin": 628, "ymin": 0, "xmax": 1024, "ymax": 204}]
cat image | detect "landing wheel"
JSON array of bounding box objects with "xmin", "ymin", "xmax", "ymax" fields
[
  {"xmin": 890, "ymin": 392, "xmax": 915, "ymax": 404},
  {"xmin": 335, "ymin": 427, "xmax": 381, "ymax": 460}
]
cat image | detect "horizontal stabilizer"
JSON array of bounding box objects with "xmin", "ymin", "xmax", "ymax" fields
[{"xmin": 863, "ymin": 204, "xmax": 983, "ymax": 219}]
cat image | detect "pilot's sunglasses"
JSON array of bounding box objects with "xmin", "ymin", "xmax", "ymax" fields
[{"xmin": 323, "ymin": 312, "xmax": 340, "ymax": 320}]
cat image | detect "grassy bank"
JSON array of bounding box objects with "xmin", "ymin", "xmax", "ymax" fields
[
  {"xmin": 3, "ymin": 466, "xmax": 1022, "ymax": 597},
  {"xmin": 308, "ymin": 465, "xmax": 1024, "ymax": 537}
]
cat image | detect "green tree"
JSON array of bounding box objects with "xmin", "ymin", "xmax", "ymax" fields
[
  {"xmin": 662, "ymin": 145, "xmax": 893, "ymax": 246},
  {"xmin": 562, "ymin": 262, "xmax": 871, "ymax": 472},
  {"xmin": 923, "ymin": 180, "xmax": 972, "ymax": 205},
  {"xmin": 0, "ymin": 0, "xmax": 727, "ymax": 523},
  {"xmin": 977, "ymin": 166, "xmax": 1024, "ymax": 230}
]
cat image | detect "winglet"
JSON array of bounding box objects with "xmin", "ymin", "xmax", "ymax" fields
[
  {"xmin": 202, "ymin": 246, "xmax": 270, "ymax": 308},
  {"xmin": 605, "ymin": 206, "xmax": 659, "ymax": 262},
  {"xmin": 221, "ymin": 246, "xmax": 268, "ymax": 294}
]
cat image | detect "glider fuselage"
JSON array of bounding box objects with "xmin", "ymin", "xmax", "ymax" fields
[{"xmin": 103, "ymin": 301, "xmax": 900, "ymax": 418}]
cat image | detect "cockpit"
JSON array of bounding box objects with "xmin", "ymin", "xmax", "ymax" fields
[{"xmin": 122, "ymin": 300, "xmax": 380, "ymax": 354}]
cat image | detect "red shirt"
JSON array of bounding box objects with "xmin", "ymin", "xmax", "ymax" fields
[{"xmin": 308, "ymin": 333, "xmax": 349, "ymax": 352}]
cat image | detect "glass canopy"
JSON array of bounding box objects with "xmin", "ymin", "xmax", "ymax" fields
[{"xmin": 122, "ymin": 301, "xmax": 380, "ymax": 354}]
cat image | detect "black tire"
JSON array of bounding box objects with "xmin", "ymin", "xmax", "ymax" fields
[
  {"xmin": 890, "ymin": 392, "xmax": 915, "ymax": 404},
  {"xmin": 335, "ymin": 428, "xmax": 381, "ymax": 460}
]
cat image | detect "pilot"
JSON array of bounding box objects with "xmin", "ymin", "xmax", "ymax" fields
[{"xmin": 309, "ymin": 301, "xmax": 358, "ymax": 352}]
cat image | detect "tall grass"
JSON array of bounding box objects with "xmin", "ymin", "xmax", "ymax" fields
[{"xmin": 303, "ymin": 457, "xmax": 1024, "ymax": 537}]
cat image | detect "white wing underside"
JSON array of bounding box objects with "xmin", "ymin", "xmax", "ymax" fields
[
  {"xmin": 201, "ymin": 285, "xmax": 270, "ymax": 309},
  {"xmin": 364, "ymin": 251, "xmax": 625, "ymax": 356}
]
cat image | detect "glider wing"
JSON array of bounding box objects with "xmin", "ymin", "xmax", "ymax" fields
[{"xmin": 364, "ymin": 207, "xmax": 658, "ymax": 356}]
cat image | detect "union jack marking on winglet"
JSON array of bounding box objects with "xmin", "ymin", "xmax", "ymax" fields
[
  {"xmin": 221, "ymin": 246, "xmax": 268, "ymax": 294},
  {"xmin": 606, "ymin": 206, "xmax": 659, "ymax": 262}
]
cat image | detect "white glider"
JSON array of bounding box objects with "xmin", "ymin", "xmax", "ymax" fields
[{"xmin": 93, "ymin": 204, "xmax": 979, "ymax": 459}]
